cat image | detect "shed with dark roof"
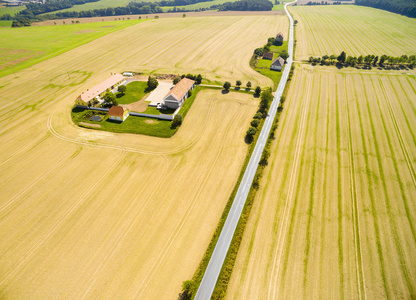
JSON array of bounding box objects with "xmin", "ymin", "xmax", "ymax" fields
[
  {"xmin": 262, "ymin": 52, "xmax": 274, "ymax": 60},
  {"xmin": 275, "ymin": 32, "xmax": 284, "ymax": 45}
]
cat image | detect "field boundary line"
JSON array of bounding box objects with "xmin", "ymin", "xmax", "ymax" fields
[
  {"xmin": 267, "ymin": 71, "xmax": 312, "ymax": 300},
  {"xmin": 344, "ymin": 75, "xmax": 366, "ymax": 300},
  {"xmin": 378, "ymin": 77, "xmax": 416, "ymax": 188}
]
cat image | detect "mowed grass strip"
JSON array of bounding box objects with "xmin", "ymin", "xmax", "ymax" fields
[
  {"xmin": 0, "ymin": 19, "xmax": 144, "ymax": 77},
  {"xmin": 225, "ymin": 66, "xmax": 416, "ymax": 299},
  {"xmin": 291, "ymin": 5, "xmax": 416, "ymax": 60}
]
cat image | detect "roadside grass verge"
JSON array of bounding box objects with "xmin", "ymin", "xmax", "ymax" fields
[
  {"xmin": 0, "ymin": 19, "xmax": 145, "ymax": 78},
  {"xmin": 180, "ymin": 66, "xmax": 295, "ymax": 299}
]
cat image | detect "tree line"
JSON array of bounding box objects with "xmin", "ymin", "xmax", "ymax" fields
[
  {"xmin": 212, "ymin": 0, "xmax": 273, "ymax": 11},
  {"xmin": 355, "ymin": 0, "xmax": 416, "ymax": 18},
  {"xmin": 309, "ymin": 51, "xmax": 416, "ymax": 68}
]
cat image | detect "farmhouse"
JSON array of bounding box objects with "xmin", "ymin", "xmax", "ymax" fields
[
  {"xmin": 108, "ymin": 106, "xmax": 130, "ymax": 122},
  {"xmin": 163, "ymin": 78, "xmax": 195, "ymax": 109},
  {"xmin": 262, "ymin": 52, "xmax": 274, "ymax": 60},
  {"xmin": 275, "ymin": 32, "xmax": 284, "ymax": 45},
  {"xmin": 75, "ymin": 73, "xmax": 125, "ymax": 107},
  {"xmin": 270, "ymin": 56, "xmax": 285, "ymax": 71}
]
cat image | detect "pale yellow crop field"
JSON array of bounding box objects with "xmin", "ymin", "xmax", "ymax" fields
[
  {"xmin": 291, "ymin": 5, "xmax": 416, "ymax": 60},
  {"xmin": 0, "ymin": 16, "xmax": 264, "ymax": 298},
  {"xmin": 226, "ymin": 65, "xmax": 416, "ymax": 299}
]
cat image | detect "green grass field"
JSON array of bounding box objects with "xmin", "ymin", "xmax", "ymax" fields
[
  {"xmin": 272, "ymin": 4, "xmax": 285, "ymax": 10},
  {"xmin": 45, "ymin": 0, "xmax": 142, "ymax": 14},
  {"xmin": 116, "ymin": 81, "xmax": 150, "ymax": 105},
  {"xmin": 0, "ymin": 20, "xmax": 12, "ymax": 27},
  {"xmin": 0, "ymin": 5, "xmax": 25, "ymax": 17},
  {"xmin": 0, "ymin": 19, "xmax": 144, "ymax": 78}
]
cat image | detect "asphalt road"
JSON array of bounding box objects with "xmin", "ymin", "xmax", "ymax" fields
[{"xmin": 194, "ymin": 2, "xmax": 296, "ymax": 299}]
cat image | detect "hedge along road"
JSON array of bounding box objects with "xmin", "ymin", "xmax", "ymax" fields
[{"xmin": 194, "ymin": 1, "xmax": 297, "ymax": 299}]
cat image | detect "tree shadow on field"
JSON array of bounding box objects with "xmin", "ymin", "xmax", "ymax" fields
[{"xmin": 222, "ymin": 89, "xmax": 230, "ymax": 94}]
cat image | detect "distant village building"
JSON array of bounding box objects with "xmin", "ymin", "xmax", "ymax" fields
[
  {"xmin": 108, "ymin": 106, "xmax": 130, "ymax": 122},
  {"xmin": 75, "ymin": 73, "xmax": 125, "ymax": 107},
  {"xmin": 123, "ymin": 72, "xmax": 133, "ymax": 77},
  {"xmin": 163, "ymin": 78, "xmax": 195, "ymax": 109},
  {"xmin": 275, "ymin": 32, "xmax": 284, "ymax": 46},
  {"xmin": 271, "ymin": 56, "xmax": 285, "ymax": 71},
  {"xmin": 262, "ymin": 52, "xmax": 274, "ymax": 60}
]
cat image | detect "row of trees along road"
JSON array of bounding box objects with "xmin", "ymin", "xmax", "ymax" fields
[{"xmin": 309, "ymin": 51, "xmax": 416, "ymax": 67}]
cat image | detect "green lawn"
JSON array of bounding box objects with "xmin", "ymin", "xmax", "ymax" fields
[
  {"xmin": 72, "ymin": 86, "xmax": 203, "ymax": 137},
  {"xmin": 272, "ymin": 4, "xmax": 285, "ymax": 10},
  {"xmin": 116, "ymin": 81, "xmax": 150, "ymax": 104},
  {"xmin": 0, "ymin": 5, "xmax": 25, "ymax": 17},
  {"xmin": 255, "ymin": 67, "xmax": 284, "ymax": 89},
  {"xmin": 72, "ymin": 107, "xmax": 177, "ymax": 137},
  {"xmin": 0, "ymin": 19, "xmax": 145, "ymax": 78},
  {"xmin": 256, "ymin": 57, "xmax": 274, "ymax": 68},
  {"xmin": 161, "ymin": 0, "xmax": 230, "ymax": 11},
  {"xmin": 0, "ymin": 20, "xmax": 12, "ymax": 27}
]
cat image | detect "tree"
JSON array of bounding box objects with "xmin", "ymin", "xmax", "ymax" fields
[
  {"xmin": 118, "ymin": 85, "xmax": 126, "ymax": 95},
  {"xmin": 246, "ymin": 81, "xmax": 252, "ymax": 89},
  {"xmin": 259, "ymin": 88, "xmax": 273, "ymax": 111},
  {"xmin": 294, "ymin": 20, "xmax": 298, "ymax": 25},
  {"xmin": 253, "ymin": 112, "xmax": 263, "ymax": 119},
  {"xmin": 171, "ymin": 113, "xmax": 183, "ymax": 128},
  {"xmin": 236, "ymin": 80, "xmax": 242, "ymax": 87},
  {"xmin": 183, "ymin": 13, "xmax": 186, "ymax": 17},
  {"xmin": 223, "ymin": 81, "xmax": 231, "ymax": 90},
  {"xmin": 373, "ymin": 56, "xmax": 379, "ymax": 66},
  {"xmin": 180, "ymin": 280, "xmax": 195, "ymax": 300},
  {"xmin": 280, "ymin": 50, "xmax": 289, "ymax": 60},
  {"xmin": 251, "ymin": 119, "xmax": 260, "ymax": 127},
  {"xmin": 196, "ymin": 74, "xmax": 202, "ymax": 84},
  {"xmin": 255, "ymin": 86, "xmax": 261, "ymax": 95},
  {"xmin": 357, "ymin": 55, "xmax": 363, "ymax": 64},
  {"xmin": 337, "ymin": 51, "xmax": 346, "ymax": 63},
  {"xmin": 173, "ymin": 76, "xmax": 181, "ymax": 85},
  {"xmin": 147, "ymin": 76, "xmax": 158, "ymax": 90},
  {"xmin": 246, "ymin": 127, "xmax": 257, "ymax": 136},
  {"xmin": 103, "ymin": 92, "xmax": 117, "ymax": 105}
]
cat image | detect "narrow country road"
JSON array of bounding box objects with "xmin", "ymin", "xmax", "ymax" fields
[{"xmin": 194, "ymin": 1, "xmax": 297, "ymax": 299}]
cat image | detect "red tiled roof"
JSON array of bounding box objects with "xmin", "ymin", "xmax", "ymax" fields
[
  {"xmin": 108, "ymin": 106, "xmax": 125, "ymax": 117},
  {"xmin": 79, "ymin": 74, "xmax": 124, "ymax": 102},
  {"xmin": 164, "ymin": 78, "xmax": 195, "ymax": 101}
]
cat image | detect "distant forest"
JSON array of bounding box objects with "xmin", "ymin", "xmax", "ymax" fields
[
  {"xmin": 355, "ymin": 0, "xmax": 416, "ymax": 18},
  {"xmin": 213, "ymin": 0, "xmax": 273, "ymax": 11},
  {"xmin": 1, "ymin": 0, "xmax": 274, "ymax": 24}
]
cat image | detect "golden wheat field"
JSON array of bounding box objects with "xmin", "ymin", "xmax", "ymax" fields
[
  {"xmin": 291, "ymin": 5, "xmax": 416, "ymax": 60},
  {"xmin": 0, "ymin": 16, "xmax": 270, "ymax": 298},
  {"xmin": 226, "ymin": 65, "xmax": 416, "ymax": 299}
]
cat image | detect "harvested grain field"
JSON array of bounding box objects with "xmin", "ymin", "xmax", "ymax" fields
[
  {"xmin": 27, "ymin": 15, "xmax": 289, "ymax": 87},
  {"xmin": 226, "ymin": 65, "xmax": 416, "ymax": 299},
  {"xmin": 0, "ymin": 16, "xmax": 263, "ymax": 298},
  {"xmin": 291, "ymin": 5, "xmax": 416, "ymax": 60}
]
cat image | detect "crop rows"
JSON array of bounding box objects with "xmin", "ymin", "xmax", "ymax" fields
[{"xmin": 226, "ymin": 66, "xmax": 416, "ymax": 299}]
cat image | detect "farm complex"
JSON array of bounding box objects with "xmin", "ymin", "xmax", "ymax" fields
[{"xmin": 0, "ymin": 1, "xmax": 416, "ymax": 299}]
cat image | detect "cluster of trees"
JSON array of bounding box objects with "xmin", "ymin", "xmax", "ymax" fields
[
  {"xmin": 11, "ymin": 19, "xmax": 31, "ymax": 27},
  {"xmin": 147, "ymin": 76, "xmax": 159, "ymax": 90},
  {"xmin": 212, "ymin": 0, "xmax": 273, "ymax": 11},
  {"xmin": 309, "ymin": 51, "xmax": 416, "ymax": 67},
  {"xmin": 254, "ymin": 37, "xmax": 287, "ymax": 58},
  {"xmin": 356, "ymin": 0, "xmax": 416, "ymax": 18},
  {"xmin": 222, "ymin": 80, "xmax": 260, "ymax": 93},
  {"xmin": 173, "ymin": 74, "xmax": 202, "ymax": 84}
]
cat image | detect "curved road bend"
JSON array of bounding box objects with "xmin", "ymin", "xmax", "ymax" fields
[{"xmin": 194, "ymin": 1, "xmax": 297, "ymax": 299}]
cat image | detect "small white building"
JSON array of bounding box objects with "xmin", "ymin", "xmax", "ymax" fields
[
  {"xmin": 270, "ymin": 56, "xmax": 285, "ymax": 71},
  {"xmin": 163, "ymin": 78, "xmax": 195, "ymax": 109}
]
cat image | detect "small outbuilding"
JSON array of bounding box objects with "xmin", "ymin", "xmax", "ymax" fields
[
  {"xmin": 275, "ymin": 32, "xmax": 284, "ymax": 45},
  {"xmin": 262, "ymin": 52, "xmax": 274, "ymax": 60},
  {"xmin": 270, "ymin": 56, "xmax": 285, "ymax": 71},
  {"xmin": 163, "ymin": 78, "xmax": 195, "ymax": 109},
  {"xmin": 108, "ymin": 106, "xmax": 130, "ymax": 122}
]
